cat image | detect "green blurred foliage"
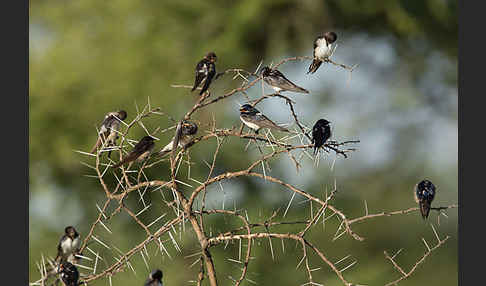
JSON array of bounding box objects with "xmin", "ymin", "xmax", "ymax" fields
[{"xmin": 30, "ymin": 1, "xmax": 457, "ymax": 285}]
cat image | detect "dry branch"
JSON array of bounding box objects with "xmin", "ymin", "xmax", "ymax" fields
[{"xmin": 31, "ymin": 55, "xmax": 457, "ymax": 286}]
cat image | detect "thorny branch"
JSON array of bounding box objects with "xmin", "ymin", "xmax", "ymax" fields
[
  {"xmin": 383, "ymin": 225, "xmax": 451, "ymax": 286},
  {"xmin": 32, "ymin": 56, "xmax": 456, "ymax": 286}
]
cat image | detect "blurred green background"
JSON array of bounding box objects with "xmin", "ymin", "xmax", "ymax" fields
[{"xmin": 29, "ymin": 1, "xmax": 458, "ymax": 285}]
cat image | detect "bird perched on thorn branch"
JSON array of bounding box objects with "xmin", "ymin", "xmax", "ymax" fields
[
  {"xmin": 308, "ymin": 31, "xmax": 337, "ymax": 74},
  {"xmin": 112, "ymin": 135, "xmax": 155, "ymax": 168},
  {"xmin": 414, "ymin": 179, "xmax": 436, "ymax": 219},
  {"xmin": 192, "ymin": 52, "xmax": 217, "ymax": 96},
  {"xmin": 59, "ymin": 262, "xmax": 79, "ymax": 286},
  {"xmin": 311, "ymin": 119, "xmax": 332, "ymax": 155},
  {"xmin": 239, "ymin": 104, "xmax": 289, "ymax": 134},
  {"xmin": 90, "ymin": 110, "xmax": 128, "ymax": 157},
  {"xmin": 55, "ymin": 226, "xmax": 81, "ymax": 264},
  {"xmin": 158, "ymin": 120, "xmax": 198, "ymax": 156},
  {"xmin": 260, "ymin": 66, "xmax": 309, "ymax": 94}
]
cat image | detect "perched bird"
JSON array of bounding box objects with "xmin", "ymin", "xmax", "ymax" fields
[
  {"xmin": 191, "ymin": 52, "xmax": 217, "ymax": 96},
  {"xmin": 311, "ymin": 119, "xmax": 332, "ymax": 155},
  {"xmin": 90, "ymin": 110, "xmax": 128, "ymax": 157},
  {"xmin": 144, "ymin": 269, "xmax": 164, "ymax": 286},
  {"xmin": 239, "ymin": 104, "xmax": 289, "ymax": 134},
  {"xmin": 260, "ymin": 66, "xmax": 309, "ymax": 94},
  {"xmin": 59, "ymin": 262, "xmax": 79, "ymax": 286},
  {"xmin": 112, "ymin": 135, "xmax": 155, "ymax": 168},
  {"xmin": 414, "ymin": 179, "xmax": 436, "ymax": 219},
  {"xmin": 158, "ymin": 120, "xmax": 198, "ymax": 156},
  {"xmin": 55, "ymin": 226, "xmax": 81, "ymax": 264},
  {"xmin": 308, "ymin": 31, "xmax": 337, "ymax": 74}
]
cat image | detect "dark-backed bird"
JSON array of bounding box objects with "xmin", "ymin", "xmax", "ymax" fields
[
  {"xmin": 191, "ymin": 52, "xmax": 217, "ymax": 96},
  {"xmin": 112, "ymin": 135, "xmax": 155, "ymax": 168},
  {"xmin": 144, "ymin": 269, "xmax": 163, "ymax": 286},
  {"xmin": 158, "ymin": 120, "xmax": 198, "ymax": 156},
  {"xmin": 311, "ymin": 119, "xmax": 331, "ymax": 155},
  {"xmin": 414, "ymin": 179, "xmax": 436, "ymax": 219},
  {"xmin": 90, "ymin": 110, "xmax": 127, "ymax": 157},
  {"xmin": 239, "ymin": 104, "xmax": 289, "ymax": 134},
  {"xmin": 308, "ymin": 31, "xmax": 337, "ymax": 74},
  {"xmin": 55, "ymin": 226, "xmax": 81, "ymax": 264},
  {"xmin": 59, "ymin": 262, "xmax": 79, "ymax": 286},
  {"xmin": 260, "ymin": 66, "xmax": 309, "ymax": 94}
]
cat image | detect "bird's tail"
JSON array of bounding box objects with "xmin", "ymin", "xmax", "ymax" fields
[
  {"xmin": 307, "ymin": 59, "xmax": 322, "ymax": 75},
  {"xmin": 276, "ymin": 125, "xmax": 290, "ymax": 132},
  {"xmin": 200, "ymin": 80, "xmax": 210, "ymax": 95},
  {"xmin": 112, "ymin": 156, "xmax": 131, "ymax": 168},
  {"xmin": 419, "ymin": 201, "xmax": 431, "ymax": 219},
  {"xmin": 191, "ymin": 76, "xmax": 200, "ymax": 92},
  {"xmin": 112, "ymin": 161, "xmax": 123, "ymax": 169},
  {"xmin": 157, "ymin": 150, "xmax": 170, "ymax": 158},
  {"xmin": 90, "ymin": 137, "xmax": 103, "ymax": 154},
  {"xmin": 199, "ymin": 81, "xmax": 209, "ymax": 95},
  {"xmin": 294, "ymin": 86, "xmax": 310, "ymax": 94},
  {"xmin": 55, "ymin": 254, "xmax": 62, "ymax": 265},
  {"xmin": 156, "ymin": 141, "xmax": 174, "ymax": 158}
]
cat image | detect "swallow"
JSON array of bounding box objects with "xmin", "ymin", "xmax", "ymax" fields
[
  {"xmin": 308, "ymin": 32, "xmax": 337, "ymax": 74},
  {"xmin": 260, "ymin": 66, "xmax": 309, "ymax": 94},
  {"xmin": 414, "ymin": 179, "xmax": 436, "ymax": 219},
  {"xmin": 158, "ymin": 120, "xmax": 198, "ymax": 156},
  {"xmin": 90, "ymin": 110, "xmax": 127, "ymax": 157},
  {"xmin": 191, "ymin": 52, "xmax": 217, "ymax": 96},
  {"xmin": 112, "ymin": 135, "xmax": 155, "ymax": 168},
  {"xmin": 59, "ymin": 262, "xmax": 79, "ymax": 286},
  {"xmin": 239, "ymin": 104, "xmax": 289, "ymax": 134},
  {"xmin": 311, "ymin": 119, "xmax": 331, "ymax": 155},
  {"xmin": 144, "ymin": 269, "xmax": 163, "ymax": 286},
  {"xmin": 55, "ymin": 226, "xmax": 81, "ymax": 264}
]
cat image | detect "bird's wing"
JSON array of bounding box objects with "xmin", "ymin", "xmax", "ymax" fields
[
  {"xmin": 192, "ymin": 60, "xmax": 209, "ymax": 91},
  {"xmin": 113, "ymin": 152, "xmax": 138, "ymax": 168},
  {"xmin": 99, "ymin": 113, "xmax": 115, "ymax": 130},
  {"xmin": 90, "ymin": 136, "xmax": 104, "ymax": 154},
  {"xmin": 57, "ymin": 236, "xmax": 65, "ymax": 256},
  {"xmin": 268, "ymin": 70, "xmax": 309, "ymax": 93},
  {"xmin": 99, "ymin": 114, "xmax": 122, "ymax": 134},
  {"xmin": 199, "ymin": 62, "xmax": 216, "ymax": 95},
  {"xmin": 313, "ymin": 37, "xmax": 319, "ymax": 58},
  {"xmin": 113, "ymin": 140, "xmax": 148, "ymax": 168},
  {"xmin": 159, "ymin": 140, "xmax": 174, "ymax": 155},
  {"xmin": 256, "ymin": 114, "xmax": 289, "ymax": 132},
  {"xmin": 308, "ymin": 59, "xmax": 322, "ymax": 74},
  {"xmin": 312, "ymin": 126, "xmax": 320, "ymax": 144}
]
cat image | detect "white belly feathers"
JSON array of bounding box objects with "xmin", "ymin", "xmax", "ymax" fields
[{"xmin": 315, "ymin": 44, "xmax": 332, "ymax": 60}]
